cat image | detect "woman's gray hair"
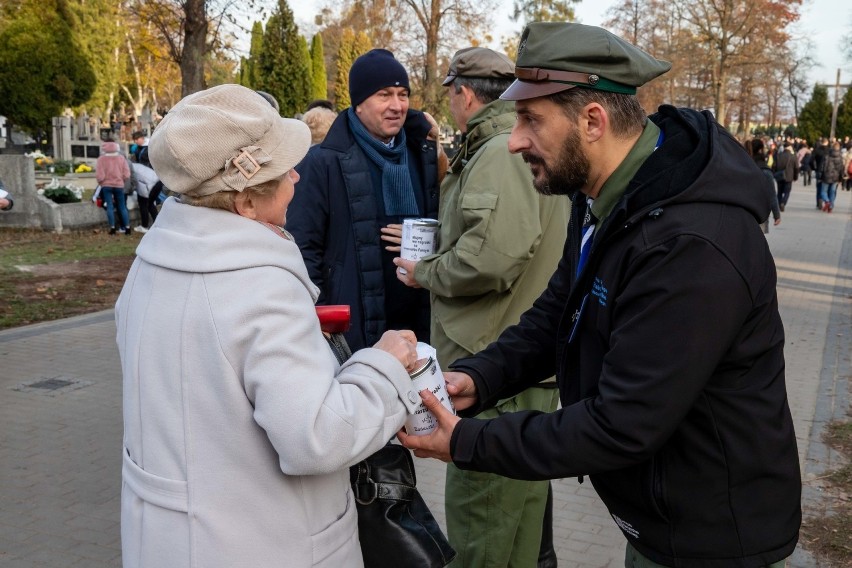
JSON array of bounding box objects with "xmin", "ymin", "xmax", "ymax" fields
[{"xmin": 179, "ymin": 176, "xmax": 281, "ymax": 212}]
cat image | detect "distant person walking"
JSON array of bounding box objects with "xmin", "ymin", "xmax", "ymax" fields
[
  {"xmin": 799, "ymin": 145, "xmax": 813, "ymax": 186},
  {"xmin": 812, "ymin": 138, "xmax": 829, "ymax": 208},
  {"xmin": 772, "ymin": 143, "xmax": 798, "ymax": 211},
  {"xmin": 748, "ymin": 139, "xmax": 781, "ymax": 233},
  {"xmin": 818, "ymin": 141, "xmax": 845, "ymax": 212},
  {"xmin": 96, "ymin": 141, "xmax": 131, "ymax": 235}
]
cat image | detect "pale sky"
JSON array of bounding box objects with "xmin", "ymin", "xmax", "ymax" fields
[{"xmin": 290, "ymin": 0, "xmax": 851, "ymax": 91}]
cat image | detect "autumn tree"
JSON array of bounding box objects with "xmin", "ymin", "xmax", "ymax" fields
[
  {"xmin": 334, "ymin": 28, "xmax": 372, "ymax": 109},
  {"xmin": 797, "ymin": 84, "xmax": 832, "ymax": 144},
  {"xmin": 512, "ymin": 0, "xmax": 577, "ymax": 24},
  {"xmin": 318, "ymin": 0, "xmax": 397, "ymax": 67},
  {"xmin": 397, "ymin": 0, "xmax": 497, "ymax": 116},
  {"xmin": 604, "ymin": 0, "xmax": 688, "ymax": 112},
  {"xmin": 317, "ymin": 0, "xmax": 398, "ymax": 105},
  {"xmin": 0, "ymin": 0, "xmax": 96, "ymax": 135},
  {"xmin": 129, "ymin": 0, "xmax": 208, "ymax": 96},
  {"xmin": 781, "ymin": 39, "xmax": 814, "ymax": 121},
  {"xmin": 257, "ymin": 0, "xmax": 312, "ymax": 116},
  {"xmin": 502, "ymin": 0, "xmax": 579, "ymax": 64},
  {"xmin": 310, "ymin": 33, "xmax": 328, "ymax": 101},
  {"xmin": 128, "ymin": 0, "xmax": 247, "ymax": 97},
  {"xmin": 674, "ymin": 0, "xmax": 801, "ymax": 125}
]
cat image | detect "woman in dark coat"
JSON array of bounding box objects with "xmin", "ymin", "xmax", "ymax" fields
[
  {"xmin": 819, "ymin": 141, "xmax": 845, "ymax": 212},
  {"xmin": 748, "ymin": 139, "xmax": 781, "ymax": 232}
]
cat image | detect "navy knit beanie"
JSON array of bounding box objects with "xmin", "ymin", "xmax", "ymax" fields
[{"xmin": 348, "ymin": 49, "xmax": 410, "ymax": 108}]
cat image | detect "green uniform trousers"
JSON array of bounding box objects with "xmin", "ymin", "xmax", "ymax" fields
[{"xmin": 446, "ymin": 386, "xmax": 560, "ymax": 568}]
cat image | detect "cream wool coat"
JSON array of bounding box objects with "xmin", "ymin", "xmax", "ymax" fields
[{"xmin": 116, "ymin": 198, "xmax": 420, "ymax": 568}]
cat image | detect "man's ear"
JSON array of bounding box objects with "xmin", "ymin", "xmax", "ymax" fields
[
  {"xmin": 461, "ymin": 85, "xmax": 476, "ymax": 109},
  {"xmin": 234, "ymin": 192, "xmax": 257, "ymax": 220},
  {"xmin": 582, "ymin": 102, "xmax": 607, "ymax": 144}
]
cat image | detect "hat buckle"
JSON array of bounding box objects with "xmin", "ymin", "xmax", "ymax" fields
[{"xmin": 232, "ymin": 148, "xmax": 261, "ymax": 180}]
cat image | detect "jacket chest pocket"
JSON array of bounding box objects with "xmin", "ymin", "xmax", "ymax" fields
[{"xmin": 459, "ymin": 193, "xmax": 498, "ymax": 256}]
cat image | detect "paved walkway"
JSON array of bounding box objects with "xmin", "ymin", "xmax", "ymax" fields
[{"xmin": 0, "ymin": 180, "xmax": 849, "ymax": 567}]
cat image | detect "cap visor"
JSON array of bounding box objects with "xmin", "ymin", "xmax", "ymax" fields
[
  {"xmin": 441, "ymin": 74, "xmax": 455, "ymax": 86},
  {"xmin": 500, "ymin": 79, "xmax": 576, "ymax": 101}
]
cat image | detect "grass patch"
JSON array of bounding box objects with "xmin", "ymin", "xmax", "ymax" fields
[
  {"xmin": 0, "ymin": 228, "xmax": 139, "ymax": 329},
  {"xmin": 800, "ymin": 419, "xmax": 852, "ymax": 567},
  {"xmin": 0, "ymin": 228, "xmax": 137, "ymax": 266}
]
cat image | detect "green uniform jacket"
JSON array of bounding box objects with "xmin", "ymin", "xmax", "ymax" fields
[{"xmin": 414, "ymin": 100, "xmax": 570, "ymax": 368}]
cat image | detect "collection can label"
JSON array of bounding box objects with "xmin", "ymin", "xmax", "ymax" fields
[
  {"xmin": 399, "ymin": 218, "xmax": 439, "ymax": 274},
  {"xmin": 404, "ymin": 342, "xmax": 456, "ymax": 436}
]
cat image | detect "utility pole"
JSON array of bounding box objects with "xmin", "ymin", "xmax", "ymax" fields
[{"xmin": 829, "ymin": 69, "xmax": 851, "ymax": 141}]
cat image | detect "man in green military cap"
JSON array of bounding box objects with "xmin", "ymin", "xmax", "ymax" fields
[
  {"xmin": 400, "ymin": 22, "xmax": 801, "ymax": 568},
  {"xmin": 394, "ymin": 46, "xmax": 569, "ymax": 568}
]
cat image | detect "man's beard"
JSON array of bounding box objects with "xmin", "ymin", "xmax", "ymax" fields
[{"xmin": 523, "ymin": 127, "xmax": 589, "ymax": 197}]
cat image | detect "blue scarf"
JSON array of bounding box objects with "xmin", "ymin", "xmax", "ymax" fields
[{"xmin": 347, "ymin": 108, "xmax": 418, "ymax": 216}]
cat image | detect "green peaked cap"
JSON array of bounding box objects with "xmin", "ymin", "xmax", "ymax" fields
[{"xmin": 501, "ymin": 22, "xmax": 672, "ymax": 100}]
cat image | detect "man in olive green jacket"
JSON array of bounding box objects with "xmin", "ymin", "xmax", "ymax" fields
[{"xmin": 394, "ymin": 47, "xmax": 570, "ymax": 568}]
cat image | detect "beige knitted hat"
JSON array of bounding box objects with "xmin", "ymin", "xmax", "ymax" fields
[{"xmin": 149, "ymin": 84, "xmax": 311, "ymax": 197}]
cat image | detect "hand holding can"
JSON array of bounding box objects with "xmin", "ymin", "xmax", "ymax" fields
[
  {"xmin": 404, "ymin": 343, "xmax": 456, "ymax": 436},
  {"xmin": 399, "ymin": 218, "xmax": 439, "ymax": 274}
]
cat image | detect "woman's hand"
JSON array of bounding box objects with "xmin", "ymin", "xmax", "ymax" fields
[{"xmin": 373, "ymin": 330, "xmax": 418, "ymax": 371}]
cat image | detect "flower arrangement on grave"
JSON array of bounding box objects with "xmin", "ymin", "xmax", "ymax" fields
[
  {"xmin": 75, "ymin": 163, "xmax": 93, "ymax": 173},
  {"xmin": 38, "ymin": 178, "xmax": 84, "ymax": 204},
  {"xmin": 27, "ymin": 151, "xmax": 54, "ymax": 171}
]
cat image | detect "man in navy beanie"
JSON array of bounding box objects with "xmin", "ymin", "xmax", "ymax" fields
[{"xmin": 288, "ymin": 49, "xmax": 441, "ymax": 351}]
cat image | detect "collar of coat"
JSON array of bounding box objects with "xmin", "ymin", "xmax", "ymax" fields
[{"xmin": 450, "ymin": 99, "xmax": 517, "ymax": 174}]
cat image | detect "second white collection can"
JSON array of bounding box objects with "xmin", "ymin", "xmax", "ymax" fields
[{"xmin": 399, "ymin": 218, "xmax": 439, "ymax": 274}]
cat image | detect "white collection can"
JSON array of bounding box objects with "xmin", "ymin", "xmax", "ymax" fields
[
  {"xmin": 404, "ymin": 342, "xmax": 456, "ymax": 436},
  {"xmin": 399, "ymin": 218, "xmax": 439, "ymax": 274}
]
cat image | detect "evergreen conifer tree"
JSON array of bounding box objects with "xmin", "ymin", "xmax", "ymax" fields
[
  {"xmin": 257, "ymin": 0, "xmax": 311, "ymax": 117},
  {"xmin": 835, "ymin": 86, "xmax": 852, "ymax": 140},
  {"xmin": 240, "ymin": 21, "xmax": 264, "ymax": 89},
  {"xmin": 310, "ymin": 33, "xmax": 328, "ymax": 102},
  {"xmin": 299, "ymin": 34, "xmax": 313, "ymax": 104},
  {"xmin": 798, "ymin": 84, "xmax": 833, "ymax": 144}
]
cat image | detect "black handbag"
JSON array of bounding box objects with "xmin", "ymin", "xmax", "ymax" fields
[
  {"xmin": 351, "ymin": 443, "xmax": 456, "ymax": 568},
  {"xmin": 316, "ymin": 306, "xmax": 456, "ymax": 568}
]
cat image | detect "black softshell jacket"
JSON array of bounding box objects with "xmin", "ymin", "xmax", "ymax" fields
[{"xmin": 449, "ymin": 106, "xmax": 801, "ymax": 567}]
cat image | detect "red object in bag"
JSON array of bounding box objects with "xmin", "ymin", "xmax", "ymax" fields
[{"xmin": 315, "ymin": 305, "xmax": 351, "ymax": 334}]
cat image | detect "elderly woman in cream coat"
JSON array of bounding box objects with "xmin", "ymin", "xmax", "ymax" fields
[{"xmin": 116, "ymin": 84, "xmax": 421, "ymax": 568}]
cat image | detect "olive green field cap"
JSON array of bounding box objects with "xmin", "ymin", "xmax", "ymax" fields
[
  {"xmin": 442, "ymin": 47, "xmax": 515, "ymax": 86},
  {"xmin": 501, "ymin": 22, "xmax": 672, "ymax": 101}
]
